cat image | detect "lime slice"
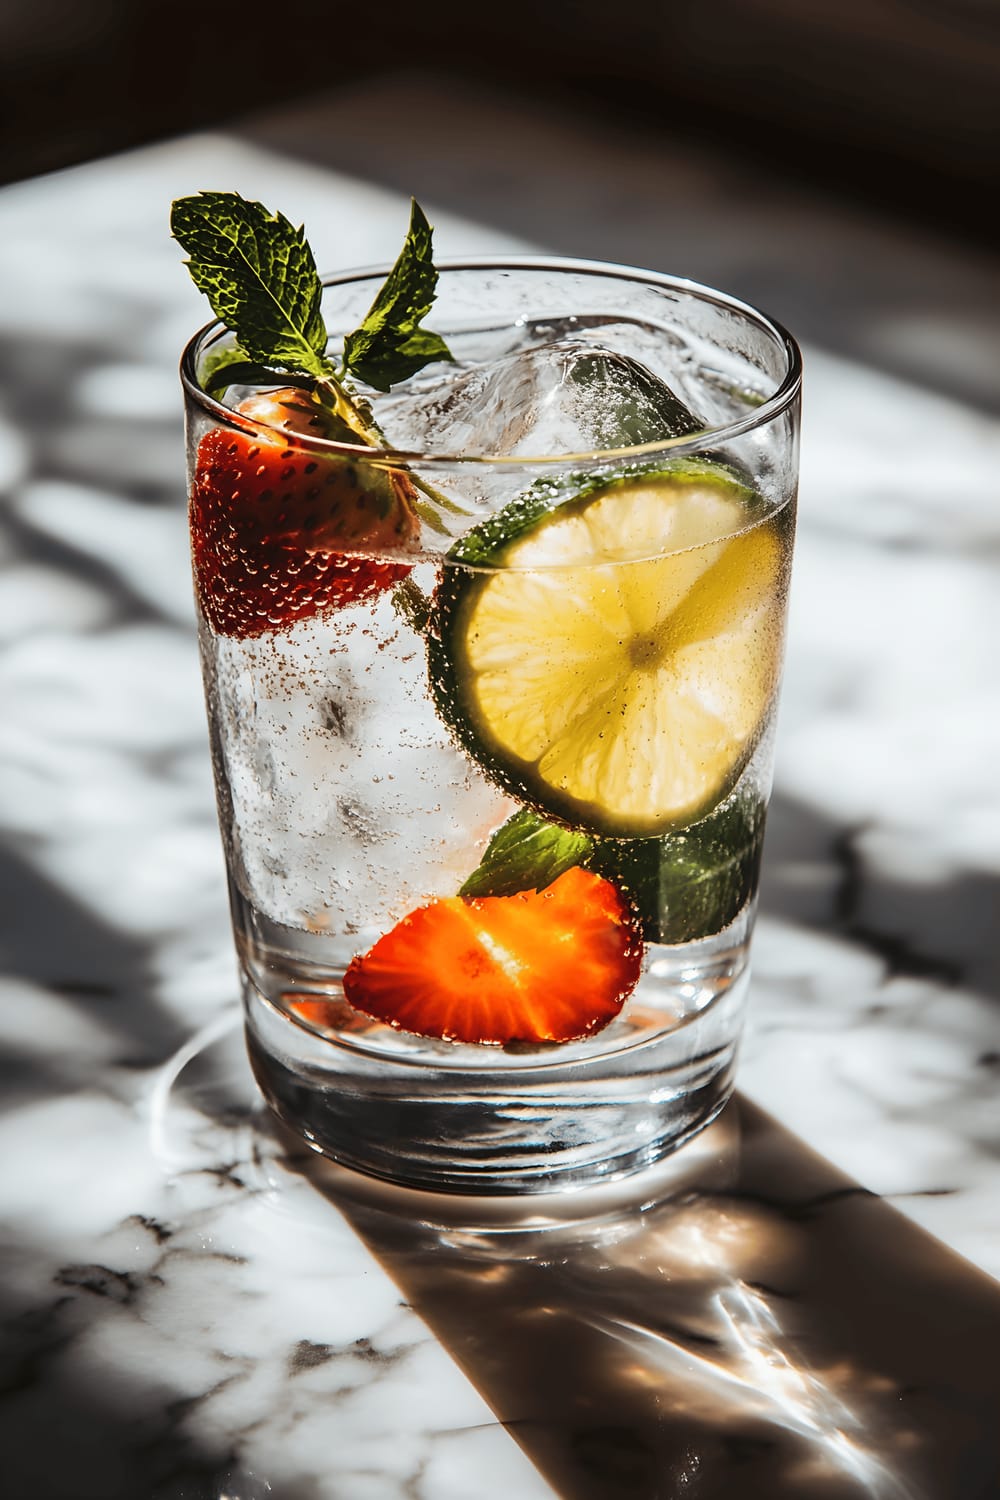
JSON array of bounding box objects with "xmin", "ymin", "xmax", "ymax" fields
[{"xmin": 431, "ymin": 463, "xmax": 790, "ymax": 837}]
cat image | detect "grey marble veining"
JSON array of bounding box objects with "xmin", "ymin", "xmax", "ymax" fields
[
  {"xmin": 1, "ymin": 85, "xmax": 998, "ymax": 1498},
  {"xmin": 2, "ymin": 1004, "xmax": 554, "ymax": 1499},
  {"xmin": 151, "ymin": 1020, "xmax": 1000, "ymax": 1499}
]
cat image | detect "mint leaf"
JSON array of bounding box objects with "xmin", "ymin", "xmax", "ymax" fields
[
  {"xmin": 588, "ymin": 793, "xmax": 766, "ymax": 944},
  {"xmin": 460, "ymin": 808, "xmax": 593, "ymax": 899},
  {"xmin": 171, "ymin": 192, "xmax": 332, "ymax": 381},
  {"xmin": 203, "ymin": 360, "xmax": 317, "ymax": 397},
  {"xmin": 457, "ymin": 793, "xmax": 765, "ymax": 938},
  {"xmin": 342, "ymin": 200, "xmax": 453, "ymax": 391}
]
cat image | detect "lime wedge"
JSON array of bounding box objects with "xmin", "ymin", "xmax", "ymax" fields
[{"xmin": 430, "ymin": 463, "xmax": 790, "ymax": 837}]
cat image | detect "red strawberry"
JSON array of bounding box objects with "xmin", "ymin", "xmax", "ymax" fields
[
  {"xmin": 342, "ymin": 866, "xmax": 643, "ymax": 1044},
  {"xmin": 190, "ymin": 388, "xmax": 418, "ymax": 638}
]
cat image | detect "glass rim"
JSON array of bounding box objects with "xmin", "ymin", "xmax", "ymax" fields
[{"xmin": 179, "ymin": 254, "xmax": 802, "ymax": 469}]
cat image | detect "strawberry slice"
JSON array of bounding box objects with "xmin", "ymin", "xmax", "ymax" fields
[
  {"xmin": 342, "ymin": 866, "xmax": 643, "ymax": 1044},
  {"xmin": 190, "ymin": 388, "xmax": 418, "ymax": 638}
]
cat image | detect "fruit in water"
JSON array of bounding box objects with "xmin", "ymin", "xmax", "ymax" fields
[
  {"xmin": 459, "ymin": 794, "xmax": 767, "ymax": 945},
  {"xmin": 342, "ymin": 865, "xmax": 643, "ymax": 1044},
  {"xmin": 431, "ymin": 463, "xmax": 788, "ymax": 836},
  {"xmin": 190, "ymin": 388, "xmax": 418, "ymax": 638}
]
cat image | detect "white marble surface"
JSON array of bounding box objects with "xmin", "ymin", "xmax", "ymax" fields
[
  {"xmin": 743, "ymin": 346, "xmax": 1000, "ymax": 1276},
  {"xmin": 1, "ymin": 87, "xmax": 998, "ymax": 1499},
  {"xmin": 0, "ymin": 133, "xmax": 557, "ymax": 1500}
]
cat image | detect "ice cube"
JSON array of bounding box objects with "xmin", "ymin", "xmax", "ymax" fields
[
  {"xmin": 210, "ymin": 580, "xmax": 512, "ymax": 938},
  {"xmin": 379, "ymin": 339, "xmax": 703, "ymax": 460}
]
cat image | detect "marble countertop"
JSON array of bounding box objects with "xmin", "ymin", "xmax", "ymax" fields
[{"xmin": 1, "ymin": 75, "xmax": 998, "ymax": 1498}]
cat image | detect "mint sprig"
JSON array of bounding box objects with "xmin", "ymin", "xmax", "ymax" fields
[
  {"xmin": 341, "ymin": 203, "xmax": 453, "ymax": 391},
  {"xmin": 170, "ymin": 192, "xmax": 452, "ymax": 399}
]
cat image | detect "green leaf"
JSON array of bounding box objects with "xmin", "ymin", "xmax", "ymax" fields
[
  {"xmin": 460, "ymin": 808, "xmax": 593, "ymax": 899},
  {"xmin": 342, "ymin": 200, "xmax": 454, "ymax": 391},
  {"xmin": 588, "ymin": 792, "xmax": 767, "ymax": 944},
  {"xmin": 457, "ymin": 793, "xmax": 765, "ymax": 936},
  {"xmin": 203, "ymin": 359, "xmax": 317, "ymax": 397},
  {"xmin": 170, "ymin": 192, "xmax": 332, "ymax": 380}
]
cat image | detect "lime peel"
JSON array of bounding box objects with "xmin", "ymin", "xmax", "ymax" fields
[{"xmin": 430, "ymin": 459, "xmax": 789, "ymax": 838}]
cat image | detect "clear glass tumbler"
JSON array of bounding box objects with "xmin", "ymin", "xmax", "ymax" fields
[{"xmin": 181, "ymin": 259, "xmax": 800, "ymax": 1193}]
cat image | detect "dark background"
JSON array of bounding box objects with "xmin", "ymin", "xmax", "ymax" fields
[{"xmin": 2, "ymin": 0, "xmax": 998, "ymax": 245}]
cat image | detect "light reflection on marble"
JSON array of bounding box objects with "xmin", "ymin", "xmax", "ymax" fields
[
  {"xmin": 1, "ymin": 87, "xmax": 999, "ymax": 1499},
  {"xmin": 175, "ymin": 1020, "xmax": 998, "ymax": 1500}
]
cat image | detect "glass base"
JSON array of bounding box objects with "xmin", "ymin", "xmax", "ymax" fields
[{"xmin": 241, "ymin": 935, "xmax": 751, "ymax": 1194}]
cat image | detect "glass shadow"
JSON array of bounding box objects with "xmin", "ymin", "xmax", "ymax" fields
[{"xmin": 291, "ymin": 1095, "xmax": 1000, "ymax": 1500}]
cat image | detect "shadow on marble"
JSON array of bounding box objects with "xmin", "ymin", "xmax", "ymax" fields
[
  {"xmin": 294, "ymin": 1098, "xmax": 1000, "ymax": 1500},
  {"xmin": 3, "ymin": 989, "xmax": 999, "ymax": 1499},
  {"xmin": 0, "ymin": 839, "xmax": 192, "ymax": 1076},
  {"xmin": 0, "ymin": 1291, "xmax": 281, "ymax": 1500},
  {"xmin": 763, "ymin": 792, "xmax": 1000, "ymax": 1003}
]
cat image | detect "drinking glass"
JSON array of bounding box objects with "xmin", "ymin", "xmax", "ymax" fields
[{"xmin": 181, "ymin": 259, "xmax": 800, "ymax": 1193}]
